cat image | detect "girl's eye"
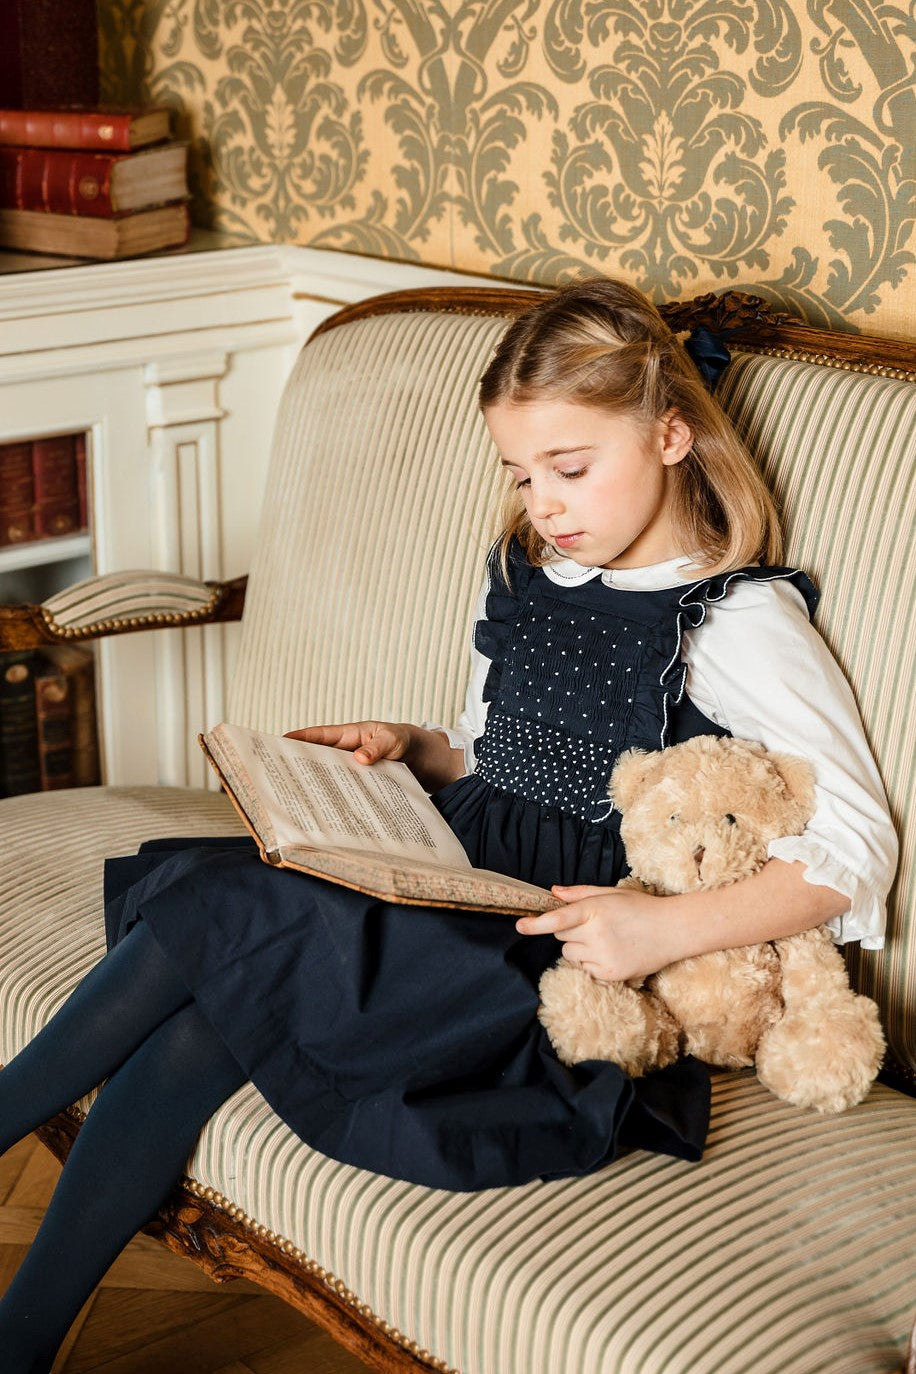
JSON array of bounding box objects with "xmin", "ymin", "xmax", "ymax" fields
[
  {"xmin": 558, "ymin": 468, "xmax": 586, "ymax": 480},
  {"xmin": 514, "ymin": 477, "xmax": 531, "ymax": 490}
]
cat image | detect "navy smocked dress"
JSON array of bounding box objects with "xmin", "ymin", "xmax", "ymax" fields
[{"xmin": 103, "ymin": 543, "xmax": 817, "ymax": 1192}]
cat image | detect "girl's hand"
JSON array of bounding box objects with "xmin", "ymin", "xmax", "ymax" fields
[
  {"xmin": 284, "ymin": 722, "xmax": 465, "ymax": 792},
  {"xmin": 516, "ymin": 885, "xmax": 683, "ymax": 984},
  {"xmin": 285, "ymin": 721, "xmax": 411, "ymax": 767}
]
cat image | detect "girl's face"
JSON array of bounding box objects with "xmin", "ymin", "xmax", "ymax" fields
[{"xmin": 484, "ymin": 397, "xmax": 693, "ymax": 570}]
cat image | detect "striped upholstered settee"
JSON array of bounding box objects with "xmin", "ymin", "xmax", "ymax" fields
[{"xmin": 1, "ymin": 287, "xmax": 914, "ymax": 1374}]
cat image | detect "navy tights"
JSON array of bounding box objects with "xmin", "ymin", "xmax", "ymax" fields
[{"xmin": 0, "ymin": 922, "xmax": 246, "ymax": 1374}]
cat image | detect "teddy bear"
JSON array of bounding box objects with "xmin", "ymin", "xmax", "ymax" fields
[{"xmin": 537, "ymin": 735, "xmax": 885, "ymax": 1114}]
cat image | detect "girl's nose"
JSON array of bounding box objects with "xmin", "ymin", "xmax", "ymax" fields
[{"xmin": 527, "ymin": 484, "xmax": 564, "ymax": 520}]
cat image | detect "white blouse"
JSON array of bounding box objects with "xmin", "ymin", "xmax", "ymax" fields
[{"xmin": 432, "ymin": 555, "xmax": 897, "ymax": 948}]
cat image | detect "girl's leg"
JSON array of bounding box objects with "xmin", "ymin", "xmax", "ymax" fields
[
  {"xmin": 0, "ymin": 921, "xmax": 193, "ymax": 1158},
  {"xmin": 0, "ymin": 1000, "xmax": 246, "ymax": 1374}
]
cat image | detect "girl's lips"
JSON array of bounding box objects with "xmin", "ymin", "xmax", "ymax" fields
[{"xmin": 553, "ymin": 532, "xmax": 584, "ymax": 548}]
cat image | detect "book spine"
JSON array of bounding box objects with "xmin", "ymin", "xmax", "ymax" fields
[
  {"xmin": 70, "ymin": 653, "xmax": 100, "ymax": 786},
  {"xmin": 32, "ymin": 435, "xmax": 80, "ymax": 537},
  {"xmin": 74, "ymin": 431, "xmax": 88, "ymax": 529},
  {"xmin": 0, "ymin": 110, "xmax": 136, "ymax": 151},
  {"xmin": 0, "ymin": 146, "xmax": 118, "ymax": 217},
  {"xmin": 34, "ymin": 658, "xmax": 74, "ymax": 790},
  {"xmin": 40, "ymin": 645, "xmax": 100, "ymax": 786},
  {"xmin": 0, "ymin": 1, "xmax": 100, "ymax": 111},
  {"xmin": 0, "ymin": 652, "xmax": 41, "ymax": 798},
  {"xmin": 0, "ymin": 440, "xmax": 36, "ymax": 545}
]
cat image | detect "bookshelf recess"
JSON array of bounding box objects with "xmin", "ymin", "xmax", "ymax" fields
[
  {"xmin": 0, "ymin": 428, "xmax": 91, "ymax": 600},
  {"xmin": 0, "ymin": 427, "xmax": 97, "ymax": 796}
]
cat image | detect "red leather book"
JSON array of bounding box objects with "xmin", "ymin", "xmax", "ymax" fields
[
  {"xmin": 0, "ymin": 438, "xmax": 35, "ymax": 545},
  {"xmin": 32, "ymin": 435, "xmax": 80, "ymax": 538},
  {"xmin": 74, "ymin": 431, "xmax": 88, "ymax": 529},
  {"xmin": 0, "ymin": 107, "xmax": 172, "ymax": 152},
  {"xmin": 0, "ymin": 142, "xmax": 188, "ymax": 216}
]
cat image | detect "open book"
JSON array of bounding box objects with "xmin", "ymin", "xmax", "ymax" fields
[{"xmin": 199, "ymin": 723, "xmax": 559, "ymax": 916}]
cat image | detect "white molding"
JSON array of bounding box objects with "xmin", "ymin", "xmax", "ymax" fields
[
  {"xmin": 144, "ymin": 351, "xmax": 230, "ymax": 428},
  {"xmin": 0, "ymin": 319, "xmax": 298, "ymax": 386},
  {"xmin": 0, "ymin": 240, "xmax": 288, "ymax": 322}
]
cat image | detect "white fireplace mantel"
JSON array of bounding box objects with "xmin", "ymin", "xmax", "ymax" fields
[{"xmin": 0, "ymin": 236, "xmax": 505, "ymax": 788}]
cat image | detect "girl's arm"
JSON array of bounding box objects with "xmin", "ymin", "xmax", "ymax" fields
[
  {"xmin": 517, "ymin": 859, "xmax": 849, "ymax": 984},
  {"xmin": 285, "ymin": 722, "xmax": 465, "ymax": 792},
  {"xmin": 684, "ymin": 576, "xmax": 897, "ymax": 948}
]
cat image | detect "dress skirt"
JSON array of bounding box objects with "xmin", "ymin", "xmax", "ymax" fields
[{"xmin": 103, "ymin": 774, "xmax": 710, "ymax": 1192}]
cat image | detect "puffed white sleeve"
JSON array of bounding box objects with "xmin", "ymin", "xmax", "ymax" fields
[
  {"xmin": 682, "ymin": 577, "xmax": 898, "ymax": 948},
  {"xmin": 422, "ymin": 578, "xmax": 490, "ymax": 774}
]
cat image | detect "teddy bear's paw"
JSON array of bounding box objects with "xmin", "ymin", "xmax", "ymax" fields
[
  {"xmin": 653, "ymin": 946, "xmax": 782, "ymax": 1069},
  {"xmin": 755, "ymin": 994, "xmax": 885, "ymax": 1114},
  {"xmin": 537, "ymin": 959, "xmax": 677, "ymax": 1076}
]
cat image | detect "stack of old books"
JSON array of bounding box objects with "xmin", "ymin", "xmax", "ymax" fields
[
  {"xmin": 0, "ymin": 645, "xmax": 100, "ymax": 797},
  {"xmin": 0, "ymin": 105, "xmax": 190, "ymax": 260},
  {"xmin": 0, "ymin": 431, "xmax": 88, "ymax": 547}
]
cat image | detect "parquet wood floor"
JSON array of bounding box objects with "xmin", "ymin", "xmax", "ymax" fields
[{"xmin": 0, "ymin": 1135, "xmax": 369, "ymax": 1373}]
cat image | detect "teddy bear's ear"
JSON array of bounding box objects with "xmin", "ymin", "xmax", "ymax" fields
[
  {"xmin": 767, "ymin": 751, "xmax": 817, "ymax": 827},
  {"xmin": 609, "ymin": 748, "xmax": 666, "ymax": 812}
]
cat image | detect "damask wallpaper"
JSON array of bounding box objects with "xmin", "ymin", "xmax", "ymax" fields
[{"xmin": 98, "ymin": 1, "xmax": 914, "ymax": 337}]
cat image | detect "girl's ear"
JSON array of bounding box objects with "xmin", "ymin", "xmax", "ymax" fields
[{"xmin": 660, "ymin": 411, "xmax": 693, "ymax": 467}]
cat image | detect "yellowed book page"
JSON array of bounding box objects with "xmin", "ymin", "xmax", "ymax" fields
[
  {"xmin": 203, "ymin": 722, "xmax": 472, "ymax": 867},
  {"xmin": 277, "ymin": 845, "xmax": 558, "ymax": 914}
]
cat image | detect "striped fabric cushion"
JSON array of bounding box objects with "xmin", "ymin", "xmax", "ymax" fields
[
  {"xmin": 716, "ymin": 353, "xmax": 915, "ymax": 1078},
  {"xmin": 42, "ymin": 570, "xmax": 219, "ymax": 634},
  {"xmin": 2, "ymin": 786, "xmax": 915, "ymax": 1374},
  {"xmin": 228, "ymin": 311, "xmax": 511, "ymax": 736}
]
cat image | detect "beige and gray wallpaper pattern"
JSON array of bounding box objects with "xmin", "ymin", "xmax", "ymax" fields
[{"xmin": 99, "ymin": 1, "xmax": 914, "ymax": 337}]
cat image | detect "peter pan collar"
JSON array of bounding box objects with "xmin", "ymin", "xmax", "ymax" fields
[{"xmin": 542, "ymin": 553, "xmax": 703, "ymax": 591}]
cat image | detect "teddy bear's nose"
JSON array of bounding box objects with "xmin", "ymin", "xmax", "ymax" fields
[{"xmin": 693, "ymin": 846, "xmax": 706, "ymax": 867}]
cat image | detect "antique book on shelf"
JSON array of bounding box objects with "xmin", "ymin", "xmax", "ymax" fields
[
  {"xmin": 0, "ymin": 439, "xmax": 35, "ymax": 545},
  {"xmin": 0, "ymin": 142, "xmax": 188, "ymax": 216},
  {"xmin": 74, "ymin": 432, "xmax": 88, "ymax": 530},
  {"xmin": 0, "ymin": 106, "xmax": 172, "ymax": 152},
  {"xmin": 200, "ymin": 723, "xmax": 558, "ymax": 915},
  {"xmin": 32, "ymin": 434, "xmax": 81, "ymax": 538},
  {"xmin": 0, "ymin": 650, "xmax": 40, "ymax": 798},
  {"xmin": 34, "ymin": 653, "xmax": 73, "ymax": 789},
  {"xmin": 0, "ymin": 202, "xmax": 191, "ymax": 259},
  {"xmin": 34, "ymin": 645, "xmax": 99, "ymax": 789},
  {"xmin": 0, "ymin": 0, "xmax": 99, "ymax": 110}
]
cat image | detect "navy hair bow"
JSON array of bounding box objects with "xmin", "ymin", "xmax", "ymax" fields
[{"xmin": 684, "ymin": 325, "xmax": 732, "ymax": 391}]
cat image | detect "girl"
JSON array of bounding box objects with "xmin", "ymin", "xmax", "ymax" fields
[{"xmin": 0, "ymin": 279, "xmax": 896, "ymax": 1372}]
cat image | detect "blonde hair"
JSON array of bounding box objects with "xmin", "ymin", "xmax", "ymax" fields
[{"xmin": 479, "ymin": 278, "xmax": 782, "ymax": 577}]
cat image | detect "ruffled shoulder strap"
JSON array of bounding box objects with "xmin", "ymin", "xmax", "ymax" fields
[
  {"xmin": 658, "ymin": 565, "xmax": 819, "ymax": 745},
  {"xmin": 474, "ymin": 538, "xmax": 537, "ymax": 705},
  {"xmin": 680, "ymin": 565, "xmax": 819, "ymax": 621}
]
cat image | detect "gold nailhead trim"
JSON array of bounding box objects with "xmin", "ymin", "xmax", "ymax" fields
[
  {"xmin": 740, "ymin": 343, "xmax": 915, "ymax": 382},
  {"xmin": 40, "ymin": 587, "xmax": 222, "ymax": 640},
  {"xmin": 181, "ymin": 1175, "xmax": 458, "ymax": 1373}
]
